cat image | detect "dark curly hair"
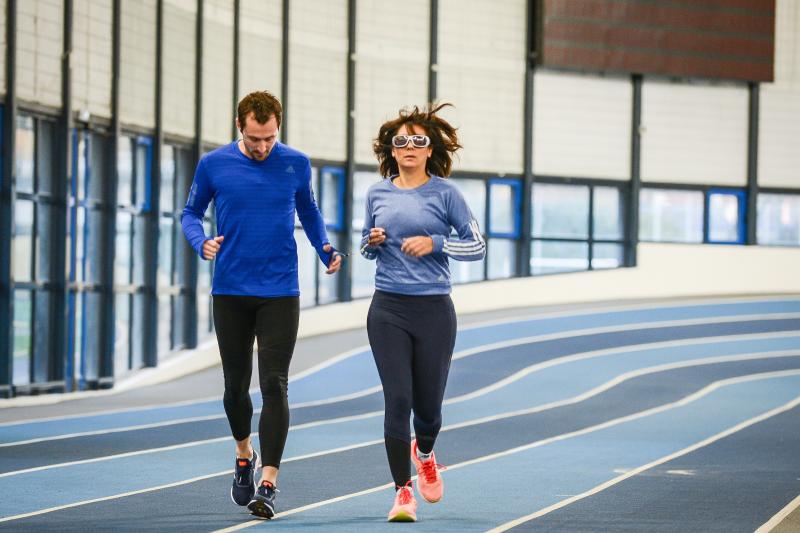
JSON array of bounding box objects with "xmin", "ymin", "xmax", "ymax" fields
[
  {"xmin": 373, "ymin": 102, "xmax": 462, "ymax": 178},
  {"xmin": 237, "ymin": 90, "xmax": 282, "ymax": 129}
]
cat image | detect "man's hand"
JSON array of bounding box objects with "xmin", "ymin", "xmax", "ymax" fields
[
  {"xmin": 324, "ymin": 244, "xmax": 342, "ymax": 274},
  {"xmin": 202, "ymin": 235, "xmax": 224, "ymax": 260},
  {"xmin": 367, "ymin": 227, "xmax": 386, "ymax": 247},
  {"xmin": 401, "ymin": 236, "xmax": 433, "ymax": 258}
]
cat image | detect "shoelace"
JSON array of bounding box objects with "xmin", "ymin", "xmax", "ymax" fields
[
  {"xmin": 397, "ymin": 486, "xmax": 413, "ymax": 505},
  {"xmin": 419, "ymin": 460, "xmax": 445, "ymax": 483}
]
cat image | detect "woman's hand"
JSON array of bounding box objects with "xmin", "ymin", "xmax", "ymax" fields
[
  {"xmin": 368, "ymin": 227, "xmax": 387, "ymax": 246},
  {"xmin": 401, "ymin": 236, "xmax": 433, "ymax": 258}
]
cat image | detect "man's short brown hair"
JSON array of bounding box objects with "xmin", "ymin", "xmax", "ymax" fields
[{"xmin": 237, "ymin": 91, "xmax": 282, "ymax": 129}]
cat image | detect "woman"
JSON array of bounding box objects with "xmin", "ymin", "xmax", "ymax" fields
[{"xmin": 360, "ymin": 103, "xmax": 486, "ymax": 522}]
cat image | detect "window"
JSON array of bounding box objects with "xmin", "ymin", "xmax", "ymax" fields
[
  {"xmin": 757, "ymin": 193, "xmax": 800, "ymax": 246},
  {"xmin": 531, "ymin": 182, "xmax": 626, "ymax": 275},
  {"xmin": 67, "ymin": 129, "xmax": 112, "ymax": 389},
  {"xmin": 487, "ymin": 179, "xmax": 521, "ymax": 279},
  {"xmin": 707, "ymin": 189, "xmax": 745, "ymax": 244},
  {"xmin": 114, "ymin": 135, "xmax": 153, "ymax": 374},
  {"xmin": 351, "ymin": 171, "xmax": 379, "ymax": 299},
  {"xmin": 451, "ymin": 178, "xmax": 486, "ymax": 283},
  {"xmin": 12, "ymin": 115, "xmax": 59, "ymax": 390},
  {"xmin": 639, "ymin": 188, "xmax": 704, "ymax": 243}
]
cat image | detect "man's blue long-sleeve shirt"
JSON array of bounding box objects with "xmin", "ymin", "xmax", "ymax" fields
[{"xmin": 181, "ymin": 141, "xmax": 332, "ymax": 297}]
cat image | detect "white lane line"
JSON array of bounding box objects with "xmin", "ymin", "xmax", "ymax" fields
[
  {"xmin": 3, "ymin": 369, "xmax": 798, "ymax": 524},
  {"xmin": 755, "ymin": 493, "xmax": 800, "ymax": 533},
  {"xmin": 213, "ymin": 371, "xmax": 800, "ymax": 532},
  {"xmin": 3, "ymin": 296, "xmax": 795, "ymax": 423},
  {"xmin": 3, "ymin": 329, "xmax": 796, "ymax": 449},
  {"xmin": 486, "ymin": 386, "xmax": 800, "ymax": 531},
  {"xmin": 3, "ymin": 344, "xmax": 798, "ymax": 483},
  {"xmin": 3, "ymin": 312, "xmax": 797, "ymax": 442}
]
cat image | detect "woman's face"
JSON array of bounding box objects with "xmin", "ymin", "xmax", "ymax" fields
[{"xmin": 391, "ymin": 124, "xmax": 432, "ymax": 173}]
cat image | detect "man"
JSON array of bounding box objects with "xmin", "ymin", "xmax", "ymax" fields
[{"xmin": 181, "ymin": 91, "xmax": 342, "ymax": 519}]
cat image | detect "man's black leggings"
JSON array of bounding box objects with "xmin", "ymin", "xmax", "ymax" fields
[
  {"xmin": 367, "ymin": 290, "xmax": 457, "ymax": 486},
  {"xmin": 212, "ymin": 295, "xmax": 299, "ymax": 468}
]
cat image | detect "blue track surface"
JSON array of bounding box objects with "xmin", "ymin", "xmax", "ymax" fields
[{"xmin": 1, "ymin": 297, "xmax": 798, "ymax": 532}]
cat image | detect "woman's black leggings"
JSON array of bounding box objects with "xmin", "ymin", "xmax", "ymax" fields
[
  {"xmin": 212, "ymin": 295, "xmax": 299, "ymax": 468},
  {"xmin": 367, "ymin": 290, "xmax": 457, "ymax": 486}
]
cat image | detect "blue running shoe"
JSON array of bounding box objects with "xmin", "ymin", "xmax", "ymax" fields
[
  {"xmin": 247, "ymin": 480, "xmax": 278, "ymax": 519},
  {"xmin": 230, "ymin": 451, "xmax": 258, "ymax": 506}
]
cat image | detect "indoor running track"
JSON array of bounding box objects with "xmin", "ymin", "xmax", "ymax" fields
[{"xmin": 1, "ymin": 296, "xmax": 800, "ymax": 532}]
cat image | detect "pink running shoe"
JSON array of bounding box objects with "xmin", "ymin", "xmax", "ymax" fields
[
  {"xmin": 411, "ymin": 439, "xmax": 443, "ymax": 503},
  {"xmin": 387, "ymin": 482, "xmax": 417, "ymax": 522}
]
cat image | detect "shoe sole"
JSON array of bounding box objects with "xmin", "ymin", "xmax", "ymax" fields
[
  {"xmin": 387, "ymin": 511, "xmax": 416, "ymax": 522},
  {"xmin": 247, "ymin": 498, "xmax": 275, "ymax": 519}
]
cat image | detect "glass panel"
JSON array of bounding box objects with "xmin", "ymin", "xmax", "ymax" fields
[
  {"xmin": 321, "ymin": 168, "xmax": 341, "ymax": 228},
  {"xmin": 296, "ymin": 228, "xmax": 316, "ymax": 308},
  {"xmin": 451, "ymin": 179, "xmax": 486, "ymax": 231},
  {"xmin": 13, "ymin": 289, "xmax": 32, "ymax": 386},
  {"xmin": 76, "ymin": 133, "xmax": 87, "ymax": 202},
  {"xmin": 708, "ymin": 193, "xmax": 741, "ymax": 243},
  {"xmin": 32, "ymin": 291, "xmax": 51, "ymax": 383},
  {"xmin": 157, "ymin": 293, "xmax": 172, "ymax": 358},
  {"xmin": 114, "ymin": 293, "xmax": 130, "ymax": 374},
  {"xmin": 131, "ymin": 294, "xmax": 146, "ymax": 369},
  {"xmin": 160, "ymin": 145, "xmax": 176, "ymax": 213},
  {"xmin": 133, "ymin": 216, "xmax": 147, "ymax": 286},
  {"xmin": 532, "ymin": 183, "xmax": 589, "ymax": 239},
  {"xmin": 36, "ymin": 202, "xmax": 52, "ymax": 282},
  {"xmin": 13, "ymin": 199, "xmax": 34, "ymax": 282},
  {"xmin": 487, "ymin": 238, "xmax": 516, "ymax": 279},
  {"xmin": 639, "ymin": 188, "xmax": 704, "ymax": 243},
  {"xmin": 592, "ymin": 243, "xmax": 625, "ymax": 270},
  {"xmin": 86, "ymin": 209, "xmax": 104, "ymax": 284},
  {"xmin": 75, "ymin": 207, "xmax": 87, "ymax": 283},
  {"xmin": 172, "ymin": 293, "xmax": 186, "ymax": 350},
  {"xmin": 15, "ymin": 116, "xmax": 35, "ymax": 194},
  {"xmin": 135, "ymin": 142, "xmax": 149, "ymax": 209},
  {"xmin": 352, "ymin": 172, "xmax": 380, "ymax": 229},
  {"xmin": 451, "ymin": 257, "xmax": 484, "ymax": 284},
  {"xmin": 115, "ymin": 212, "xmax": 133, "ymax": 284},
  {"xmin": 350, "ymin": 232, "xmax": 376, "ymax": 300},
  {"xmin": 757, "ymin": 194, "xmax": 800, "ymax": 246},
  {"xmin": 489, "ymin": 183, "xmax": 515, "ymax": 235},
  {"xmin": 531, "ymin": 240, "xmax": 589, "ymax": 275},
  {"xmin": 83, "ymin": 291, "xmax": 103, "ymax": 382},
  {"xmin": 36, "ymin": 120, "xmax": 57, "ymax": 195},
  {"xmin": 175, "ymin": 147, "xmax": 194, "ymax": 207},
  {"xmin": 317, "ymin": 235, "xmax": 339, "ymax": 305},
  {"xmin": 198, "ymin": 224, "xmax": 212, "ymax": 338},
  {"xmin": 158, "ymin": 217, "xmax": 174, "ymax": 287},
  {"xmin": 117, "ymin": 137, "xmax": 133, "ymax": 206},
  {"xmin": 89, "ymin": 133, "xmax": 110, "ymax": 202},
  {"xmin": 593, "ymin": 186, "xmax": 624, "ymax": 240},
  {"xmin": 73, "ymin": 291, "xmax": 84, "ymax": 382}
]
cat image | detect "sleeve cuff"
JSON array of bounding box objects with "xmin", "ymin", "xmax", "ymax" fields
[{"xmin": 431, "ymin": 234, "xmax": 445, "ymax": 254}]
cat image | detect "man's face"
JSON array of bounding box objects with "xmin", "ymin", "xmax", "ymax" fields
[{"xmin": 238, "ymin": 113, "xmax": 279, "ymax": 161}]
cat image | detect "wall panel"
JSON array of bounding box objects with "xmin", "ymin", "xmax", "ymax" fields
[
  {"xmin": 758, "ymin": 0, "xmax": 800, "ymax": 189},
  {"xmin": 120, "ymin": 0, "xmax": 156, "ymax": 128},
  {"xmin": 238, "ymin": 0, "xmax": 282, "ymax": 101},
  {"xmin": 163, "ymin": 0, "xmax": 196, "ymax": 138},
  {"xmin": 533, "ymin": 70, "xmax": 631, "ymax": 180},
  {"xmin": 641, "ymin": 80, "xmax": 748, "ymax": 186},
  {"xmin": 201, "ymin": 0, "xmax": 234, "ymax": 145},
  {"xmin": 73, "ymin": 0, "xmax": 112, "ymax": 118},
  {"xmin": 353, "ymin": 0, "xmax": 428, "ymax": 166},
  {"xmin": 287, "ymin": 0, "xmax": 348, "ymax": 160},
  {"xmin": 438, "ymin": 0, "xmax": 526, "ymax": 174},
  {"xmin": 17, "ymin": 0, "xmax": 63, "ymax": 108}
]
